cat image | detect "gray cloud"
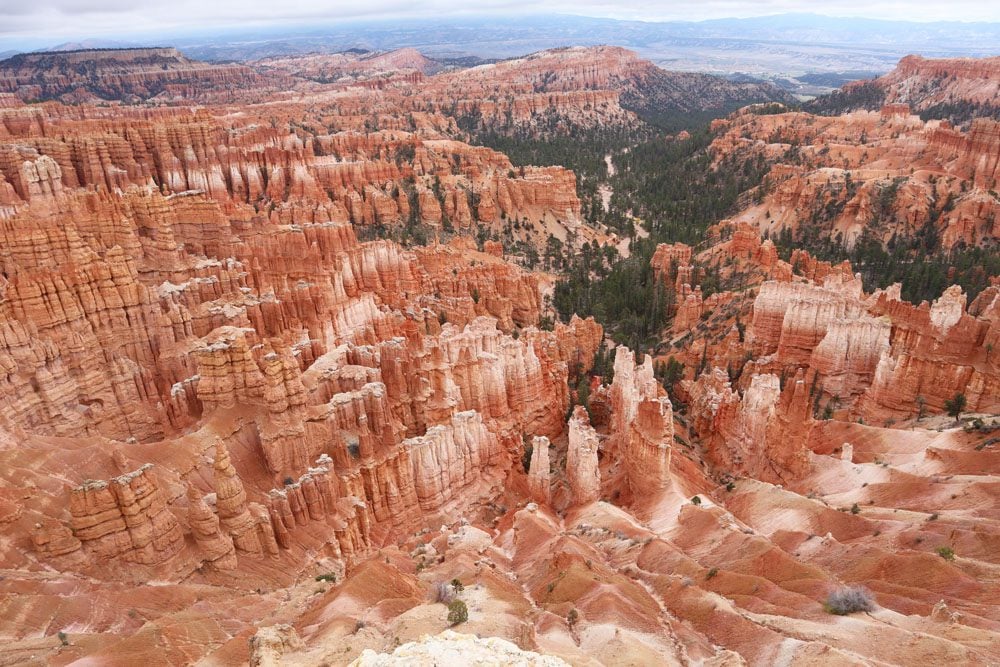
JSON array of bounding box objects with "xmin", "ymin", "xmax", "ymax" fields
[{"xmin": 1, "ymin": 0, "xmax": 998, "ymax": 49}]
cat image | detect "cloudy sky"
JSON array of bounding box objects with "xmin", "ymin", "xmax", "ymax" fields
[{"xmin": 2, "ymin": 0, "xmax": 998, "ymax": 49}]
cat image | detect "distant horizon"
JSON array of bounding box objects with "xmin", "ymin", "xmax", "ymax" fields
[{"xmin": 3, "ymin": 9, "xmax": 1000, "ymax": 53}]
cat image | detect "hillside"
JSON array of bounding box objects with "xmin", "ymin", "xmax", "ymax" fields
[
  {"xmin": 0, "ymin": 47, "xmax": 264, "ymax": 103},
  {"xmin": 807, "ymin": 54, "xmax": 1000, "ymax": 124}
]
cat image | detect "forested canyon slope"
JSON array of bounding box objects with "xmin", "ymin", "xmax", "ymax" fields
[{"xmin": 0, "ymin": 45, "xmax": 997, "ymax": 666}]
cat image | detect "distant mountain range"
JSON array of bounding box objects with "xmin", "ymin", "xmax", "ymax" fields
[
  {"xmin": 3, "ymin": 13, "xmax": 998, "ymax": 85},
  {"xmin": 44, "ymin": 39, "xmax": 142, "ymax": 51}
]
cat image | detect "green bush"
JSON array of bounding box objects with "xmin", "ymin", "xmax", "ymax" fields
[
  {"xmin": 447, "ymin": 599, "xmax": 468, "ymax": 626},
  {"xmin": 945, "ymin": 393, "xmax": 967, "ymax": 420}
]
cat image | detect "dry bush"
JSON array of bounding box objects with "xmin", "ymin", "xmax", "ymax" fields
[
  {"xmin": 434, "ymin": 581, "xmax": 456, "ymax": 604},
  {"xmin": 824, "ymin": 586, "xmax": 875, "ymax": 615}
]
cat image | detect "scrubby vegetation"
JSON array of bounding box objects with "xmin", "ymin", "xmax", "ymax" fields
[
  {"xmin": 447, "ymin": 599, "xmax": 469, "ymax": 625},
  {"xmin": 937, "ymin": 546, "xmax": 956, "ymax": 561},
  {"xmin": 804, "ymin": 80, "xmax": 885, "ymax": 116},
  {"xmin": 918, "ymin": 101, "xmax": 1000, "ymax": 126},
  {"xmin": 824, "ymin": 586, "xmax": 876, "ymax": 615}
]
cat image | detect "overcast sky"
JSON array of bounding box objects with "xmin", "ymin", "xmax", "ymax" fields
[{"xmin": 2, "ymin": 1, "xmax": 998, "ymax": 50}]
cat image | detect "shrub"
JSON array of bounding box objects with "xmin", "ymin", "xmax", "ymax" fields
[
  {"xmin": 937, "ymin": 546, "xmax": 955, "ymax": 561},
  {"xmin": 691, "ymin": 496, "xmax": 702, "ymax": 506},
  {"xmin": 945, "ymin": 393, "xmax": 967, "ymax": 420},
  {"xmin": 928, "ymin": 513, "xmax": 939, "ymax": 521},
  {"xmin": 567, "ymin": 608, "xmax": 579, "ymax": 626},
  {"xmin": 347, "ymin": 441, "xmax": 361, "ymax": 459},
  {"xmin": 850, "ymin": 503, "xmax": 860, "ymax": 515},
  {"xmin": 447, "ymin": 599, "xmax": 468, "ymax": 626},
  {"xmin": 706, "ymin": 567, "xmax": 719, "ymax": 580},
  {"xmin": 434, "ymin": 581, "xmax": 456, "ymax": 604},
  {"xmin": 824, "ymin": 586, "xmax": 876, "ymax": 615},
  {"xmin": 57, "ymin": 631, "xmax": 69, "ymax": 646},
  {"xmin": 450, "ymin": 578, "xmax": 464, "ymax": 592},
  {"xmin": 315, "ymin": 573, "xmax": 337, "ymax": 583}
]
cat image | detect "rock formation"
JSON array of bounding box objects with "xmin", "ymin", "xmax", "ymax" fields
[
  {"xmin": 605, "ymin": 347, "xmax": 675, "ymax": 495},
  {"xmin": 852, "ymin": 54, "xmax": 1000, "ymax": 118},
  {"xmin": 67, "ymin": 464, "xmax": 184, "ymax": 566},
  {"xmin": 711, "ymin": 100, "xmax": 1000, "ymax": 250},
  {"xmin": 690, "ymin": 373, "xmax": 773, "ymax": 481},
  {"xmin": 527, "ymin": 435, "xmax": 552, "ymax": 504},
  {"xmin": 186, "ymin": 485, "xmax": 237, "ymax": 571},
  {"xmin": 349, "ymin": 631, "xmax": 571, "ymax": 667},
  {"xmin": 566, "ymin": 406, "xmax": 601, "ymax": 505},
  {"xmin": 0, "ymin": 48, "xmax": 267, "ymax": 103}
]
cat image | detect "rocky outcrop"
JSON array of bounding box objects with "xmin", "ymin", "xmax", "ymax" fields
[
  {"xmin": 608, "ymin": 347, "xmax": 659, "ymax": 450},
  {"xmin": 712, "ymin": 97, "xmax": 1000, "ymax": 251},
  {"xmin": 651, "ymin": 242, "xmax": 693, "ymax": 289},
  {"xmin": 673, "ymin": 285, "xmax": 704, "ymax": 333},
  {"xmin": 265, "ymin": 453, "xmax": 373, "ymax": 560},
  {"xmin": 194, "ymin": 331, "xmax": 312, "ymax": 473},
  {"xmin": 408, "ymin": 410, "xmax": 502, "ymax": 511},
  {"xmin": 566, "ymin": 406, "xmax": 601, "ymax": 505},
  {"xmin": 527, "ymin": 435, "xmax": 552, "ymax": 504},
  {"xmin": 626, "ymin": 396, "xmax": 674, "ymax": 496},
  {"xmin": 606, "ymin": 346, "xmax": 674, "ymax": 495},
  {"xmin": 748, "ymin": 275, "xmax": 866, "ymax": 362},
  {"xmin": 249, "ymin": 624, "xmax": 305, "ymax": 667},
  {"xmin": 687, "ymin": 369, "xmax": 812, "ymax": 483},
  {"xmin": 740, "ymin": 267, "xmax": 1000, "ymax": 421},
  {"xmin": 856, "ymin": 285, "xmax": 1000, "ymax": 420},
  {"xmin": 213, "ymin": 442, "xmax": 266, "ymax": 555},
  {"xmin": 809, "ymin": 316, "xmax": 890, "ymax": 400},
  {"xmin": 67, "ymin": 464, "xmax": 183, "ymax": 566},
  {"xmin": 350, "ymin": 630, "xmax": 571, "ymax": 667},
  {"xmin": 877, "ymin": 55, "xmax": 1000, "ymax": 119},
  {"xmin": 186, "ymin": 485, "xmax": 237, "ymax": 571},
  {"xmin": 31, "ymin": 519, "xmax": 86, "ymax": 568}
]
